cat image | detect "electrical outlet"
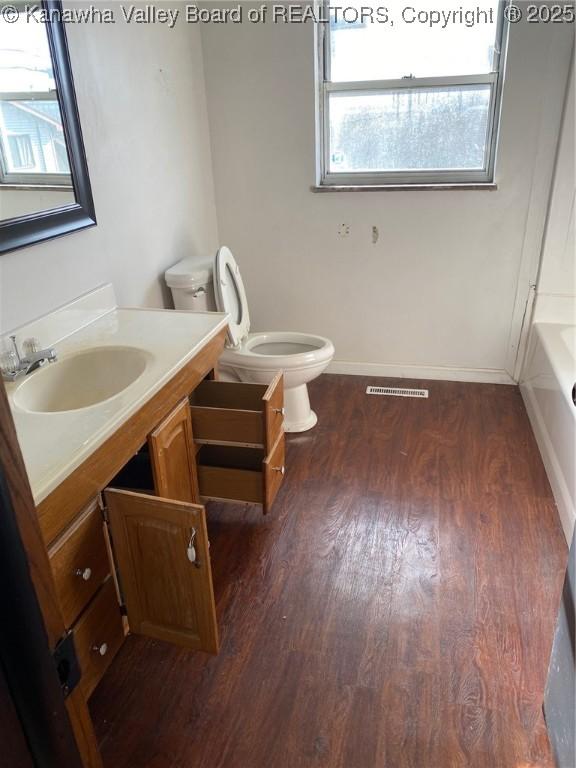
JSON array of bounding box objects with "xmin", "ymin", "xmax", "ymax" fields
[{"xmin": 338, "ymin": 223, "xmax": 350, "ymax": 237}]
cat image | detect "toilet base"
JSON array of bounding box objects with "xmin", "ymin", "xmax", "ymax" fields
[
  {"xmin": 284, "ymin": 410, "xmax": 318, "ymax": 433},
  {"xmin": 283, "ymin": 385, "xmax": 317, "ymax": 433},
  {"xmin": 218, "ymin": 367, "xmax": 321, "ymax": 433}
]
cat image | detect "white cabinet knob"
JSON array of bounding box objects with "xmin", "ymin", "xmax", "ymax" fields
[
  {"xmin": 273, "ymin": 408, "xmax": 285, "ymax": 416},
  {"xmin": 92, "ymin": 643, "xmax": 108, "ymax": 656},
  {"xmin": 75, "ymin": 567, "xmax": 92, "ymax": 581},
  {"xmin": 272, "ymin": 466, "xmax": 285, "ymax": 475}
]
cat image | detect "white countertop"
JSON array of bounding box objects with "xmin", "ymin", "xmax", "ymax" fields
[{"xmin": 5, "ymin": 306, "xmax": 228, "ymax": 505}]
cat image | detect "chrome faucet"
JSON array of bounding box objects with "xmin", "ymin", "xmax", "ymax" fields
[{"xmin": 1, "ymin": 335, "xmax": 58, "ymax": 382}]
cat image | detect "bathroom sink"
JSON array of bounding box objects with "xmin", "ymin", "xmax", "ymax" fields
[{"xmin": 13, "ymin": 346, "xmax": 150, "ymax": 413}]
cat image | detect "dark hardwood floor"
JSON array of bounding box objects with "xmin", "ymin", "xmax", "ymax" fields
[{"xmin": 90, "ymin": 375, "xmax": 568, "ymax": 768}]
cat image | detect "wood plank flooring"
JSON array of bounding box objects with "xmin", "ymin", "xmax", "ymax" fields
[{"xmin": 90, "ymin": 375, "xmax": 568, "ymax": 768}]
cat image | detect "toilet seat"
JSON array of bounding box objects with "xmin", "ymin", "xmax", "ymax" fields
[
  {"xmin": 214, "ymin": 246, "xmax": 250, "ymax": 348},
  {"xmin": 221, "ymin": 331, "xmax": 335, "ymax": 370}
]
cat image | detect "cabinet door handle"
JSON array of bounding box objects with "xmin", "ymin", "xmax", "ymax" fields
[
  {"xmin": 273, "ymin": 408, "xmax": 285, "ymax": 416},
  {"xmin": 187, "ymin": 527, "xmax": 200, "ymax": 568},
  {"xmin": 272, "ymin": 466, "xmax": 285, "ymax": 475},
  {"xmin": 92, "ymin": 642, "xmax": 108, "ymax": 657},
  {"xmin": 75, "ymin": 567, "xmax": 92, "ymax": 581}
]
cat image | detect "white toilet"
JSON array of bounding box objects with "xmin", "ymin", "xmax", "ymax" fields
[{"xmin": 165, "ymin": 247, "xmax": 335, "ymax": 432}]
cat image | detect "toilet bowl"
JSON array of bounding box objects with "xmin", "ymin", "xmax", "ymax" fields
[{"xmin": 165, "ymin": 247, "xmax": 335, "ymax": 432}]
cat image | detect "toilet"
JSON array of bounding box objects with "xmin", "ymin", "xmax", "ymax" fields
[{"xmin": 165, "ymin": 247, "xmax": 335, "ymax": 432}]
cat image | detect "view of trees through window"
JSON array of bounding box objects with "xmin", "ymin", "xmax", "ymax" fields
[
  {"xmin": 322, "ymin": 1, "xmax": 503, "ymax": 183},
  {"xmin": 329, "ymin": 86, "xmax": 491, "ymax": 173}
]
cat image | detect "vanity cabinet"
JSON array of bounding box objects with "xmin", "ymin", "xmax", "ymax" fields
[
  {"xmin": 37, "ymin": 332, "xmax": 285, "ymax": 768},
  {"xmin": 46, "ymin": 371, "xmax": 285, "ymax": 682},
  {"xmin": 48, "ymin": 393, "xmax": 222, "ymax": 706}
]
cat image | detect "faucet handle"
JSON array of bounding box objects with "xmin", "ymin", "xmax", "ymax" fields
[
  {"xmin": 22, "ymin": 338, "xmax": 41, "ymax": 357},
  {"xmin": 0, "ymin": 349, "xmax": 18, "ymax": 377}
]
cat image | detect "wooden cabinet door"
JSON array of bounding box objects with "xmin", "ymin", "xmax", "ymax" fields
[
  {"xmin": 104, "ymin": 489, "xmax": 218, "ymax": 654},
  {"xmin": 148, "ymin": 399, "xmax": 199, "ymax": 503}
]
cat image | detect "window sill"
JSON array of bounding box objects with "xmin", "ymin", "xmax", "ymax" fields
[
  {"xmin": 0, "ymin": 184, "xmax": 74, "ymax": 192},
  {"xmin": 311, "ymin": 183, "xmax": 498, "ymax": 193}
]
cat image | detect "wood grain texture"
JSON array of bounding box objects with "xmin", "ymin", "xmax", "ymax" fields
[
  {"xmin": 149, "ymin": 399, "xmax": 199, "ymax": 503},
  {"xmin": 65, "ymin": 687, "xmax": 105, "ymax": 768},
  {"xmin": 0, "ymin": 381, "xmax": 101, "ymax": 766},
  {"xmin": 90, "ymin": 375, "xmax": 567, "ymax": 768},
  {"xmin": 105, "ymin": 489, "xmax": 219, "ymax": 654},
  {"xmin": 191, "ymin": 404, "xmax": 265, "ymax": 447},
  {"xmin": 74, "ymin": 578, "xmax": 125, "ymax": 699},
  {"xmin": 37, "ymin": 329, "xmax": 226, "ymax": 546},
  {"xmin": 0, "ymin": 384, "xmax": 65, "ymax": 647},
  {"xmin": 263, "ymin": 431, "xmax": 285, "ymax": 514},
  {"xmin": 49, "ymin": 499, "xmax": 110, "ymax": 628},
  {"xmin": 190, "ymin": 373, "xmax": 283, "ymax": 451},
  {"xmin": 262, "ymin": 372, "xmax": 284, "ymax": 452}
]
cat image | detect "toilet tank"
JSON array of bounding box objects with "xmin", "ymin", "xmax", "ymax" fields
[{"xmin": 165, "ymin": 257, "xmax": 217, "ymax": 312}]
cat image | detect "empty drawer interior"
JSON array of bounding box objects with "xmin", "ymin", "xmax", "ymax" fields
[
  {"xmin": 196, "ymin": 444, "xmax": 264, "ymax": 503},
  {"xmin": 190, "ymin": 381, "xmax": 269, "ymax": 446}
]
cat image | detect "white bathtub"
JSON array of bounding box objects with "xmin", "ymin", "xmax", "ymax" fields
[{"xmin": 521, "ymin": 323, "xmax": 576, "ymax": 544}]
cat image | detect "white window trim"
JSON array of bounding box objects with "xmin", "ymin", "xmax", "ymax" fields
[
  {"xmin": 316, "ymin": 0, "xmax": 508, "ymax": 189},
  {"xmin": 0, "ymin": 91, "xmax": 72, "ymax": 187}
]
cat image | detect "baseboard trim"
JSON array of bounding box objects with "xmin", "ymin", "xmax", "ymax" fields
[{"xmin": 327, "ymin": 360, "xmax": 516, "ymax": 385}]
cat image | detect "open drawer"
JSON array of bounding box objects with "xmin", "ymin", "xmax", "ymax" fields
[
  {"xmin": 196, "ymin": 431, "xmax": 285, "ymax": 515},
  {"xmin": 189, "ymin": 372, "xmax": 284, "ymax": 453}
]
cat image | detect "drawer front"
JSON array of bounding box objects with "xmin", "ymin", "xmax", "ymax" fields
[
  {"xmin": 263, "ymin": 432, "xmax": 285, "ymax": 514},
  {"xmin": 197, "ymin": 445, "xmax": 264, "ymax": 504},
  {"xmin": 263, "ymin": 373, "xmax": 284, "ymax": 453},
  {"xmin": 190, "ymin": 374, "xmax": 284, "ymax": 452},
  {"xmin": 192, "ymin": 406, "xmax": 264, "ymax": 447},
  {"xmin": 49, "ymin": 500, "xmax": 110, "ymax": 627},
  {"xmin": 74, "ymin": 579, "xmax": 125, "ymax": 699},
  {"xmin": 196, "ymin": 437, "xmax": 285, "ymax": 514},
  {"xmin": 197, "ymin": 465, "xmax": 264, "ymax": 504}
]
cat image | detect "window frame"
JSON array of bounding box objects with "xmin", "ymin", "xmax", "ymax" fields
[
  {"xmin": 0, "ymin": 91, "xmax": 73, "ymax": 187},
  {"xmin": 316, "ymin": 0, "xmax": 508, "ymax": 188}
]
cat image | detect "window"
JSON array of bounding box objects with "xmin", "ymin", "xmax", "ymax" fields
[
  {"xmin": 0, "ymin": 7, "xmax": 71, "ymax": 185},
  {"xmin": 8, "ymin": 134, "xmax": 34, "ymax": 170},
  {"xmin": 317, "ymin": 1, "xmax": 507, "ymax": 187}
]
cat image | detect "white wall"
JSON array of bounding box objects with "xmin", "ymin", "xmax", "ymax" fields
[
  {"xmin": 0, "ymin": 188, "xmax": 75, "ymax": 220},
  {"xmin": 0, "ymin": 8, "xmax": 218, "ymax": 333},
  {"xmin": 201, "ymin": 11, "xmax": 573, "ymax": 383},
  {"xmin": 533, "ymin": 62, "xmax": 575, "ymax": 325}
]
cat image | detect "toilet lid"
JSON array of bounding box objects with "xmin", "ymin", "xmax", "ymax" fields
[{"xmin": 214, "ymin": 246, "xmax": 250, "ymax": 348}]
